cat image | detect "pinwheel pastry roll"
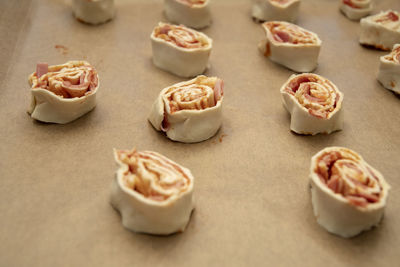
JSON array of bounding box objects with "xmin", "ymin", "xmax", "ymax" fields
[
  {"xmin": 252, "ymin": 0, "xmax": 300, "ymax": 23},
  {"xmin": 259, "ymin": 21, "xmax": 321, "ymax": 72},
  {"xmin": 110, "ymin": 148, "xmax": 194, "ymax": 235},
  {"xmin": 310, "ymin": 147, "xmax": 390, "ymax": 238},
  {"xmin": 148, "ymin": 75, "xmax": 223, "ymax": 143},
  {"xmin": 359, "ymin": 10, "xmax": 400, "ymax": 51},
  {"xmin": 72, "ymin": 0, "xmax": 115, "ymax": 25},
  {"xmin": 377, "ymin": 44, "xmax": 400, "ymax": 94},
  {"xmin": 280, "ymin": 73, "xmax": 343, "ymax": 135},
  {"xmin": 164, "ymin": 0, "xmax": 212, "ymax": 29},
  {"xmin": 28, "ymin": 61, "xmax": 99, "ymax": 124},
  {"xmin": 340, "ymin": 0, "xmax": 372, "ymax": 21},
  {"xmin": 151, "ymin": 22, "xmax": 212, "ymax": 78}
]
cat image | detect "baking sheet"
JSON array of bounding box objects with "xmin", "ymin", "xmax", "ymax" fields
[{"xmin": 1, "ymin": 0, "xmax": 400, "ymax": 266}]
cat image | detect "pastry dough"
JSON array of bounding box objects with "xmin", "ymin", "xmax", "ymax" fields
[
  {"xmin": 151, "ymin": 22, "xmax": 212, "ymax": 78},
  {"xmin": 111, "ymin": 148, "xmax": 194, "ymax": 235},
  {"xmin": 310, "ymin": 147, "xmax": 390, "ymax": 238},
  {"xmin": 72, "ymin": 0, "xmax": 115, "ymax": 25},
  {"xmin": 259, "ymin": 21, "xmax": 321, "ymax": 72},
  {"xmin": 252, "ymin": 0, "xmax": 300, "ymax": 23},
  {"xmin": 377, "ymin": 44, "xmax": 400, "ymax": 94},
  {"xmin": 148, "ymin": 75, "xmax": 223, "ymax": 143},
  {"xmin": 164, "ymin": 0, "xmax": 212, "ymax": 29},
  {"xmin": 340, "ymin": 0, "xmax": 372, "ymax": 21},
  {"xmin": 281, "ymin": 73, "xmax": 343, "ymax": 135},
  {"xmin": 28, "ymin": 61, "xmax": 99, "ymax": 124},
  {"xmin": 359, "ymin": 10, "xmax": 400, "ymax": 51}
]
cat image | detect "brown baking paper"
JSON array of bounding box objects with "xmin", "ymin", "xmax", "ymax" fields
[{"xmin": 1, "ymin": 0, "xmax": 400, "ymax": 266}]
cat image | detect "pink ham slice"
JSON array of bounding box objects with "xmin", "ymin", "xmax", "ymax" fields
[
  {"xmin": 36, "ymin": 63, "xmax": 48, "ymax": 78},
  {"xmin": 213, "ymin": 79, "xmax": 224, "ymax": 103},
  {"xmin": 62, "ymin": 73, "xmax": 90, "ymax": 98},
  {"xmin": 159, "ymin": 25, "xmax": 171, "ymax": 35},
  {"xmin": 273, "ymin": 30, "xmax": 291, "ymax": 43}
]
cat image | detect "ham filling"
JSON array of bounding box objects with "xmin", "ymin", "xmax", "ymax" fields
[
  {"xmin": 264, "ymin": 22, "xmax": 318, "ymax": 45},
  {"xmin": 117, "ymin": 149, "xmax": 190, "ymax": 201},
  {"xmin": 154, "ymin": 23, "xmax": 209, "ymax": 49},
  {"xmin": 375, "ymin": 11, "xmax": 399, "ymax": 23},
  {"xmin": 30, "ymin": 62, "xmax": 98, "ymax": 98},
  {"xmin": 285, "ymin": 74, "xmax": 340, "ymax": 119},
  {"xmin": 315, "ymin": 150, "xmax": 382, "ymax": 207}
]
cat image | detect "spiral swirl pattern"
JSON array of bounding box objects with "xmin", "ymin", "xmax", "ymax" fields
[
  {"xmin": 115, "ymin": 149, "xmax": 192, "ymax": 202},
  {"xmin": 154, "ymin": 23, "xmax": 209, "ymax": 49},
  {"xmin": 264, "ymin": 21, "xmax": 319, "ymax": 44},
  {"xmin": 285, "ymin": 74, "xmax": 341, "ymax": 119},
  {"xmin": 162, "ymin": 76, "xmax": 223, "ymax": 114},
  {"xmin": 314, "ymin": 148, "xmax": 384, "ymax": 207},
  {"xmin": 29, "ymin": 61, "xmax": 98, "ymax": 98}
]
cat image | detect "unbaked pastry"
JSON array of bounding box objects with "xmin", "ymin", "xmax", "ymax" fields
[
  {"xmin": 151, "ymin": 22, "xmax": 212, "ymax": 78},
  {"xmin": 340, "ymin": 0, "xmax": 372, "ymax": 21},
  {"xmin": 148, "ymin": 75, "xmax": 223, "ymax": 143},
  {"xmin": 28, "ymin": 61, "xmax": 99, "ymax": 124},
  {"xmin": 110, "ymin": 148, "xmax": 194, "ymax": 235},
  {"xmin": 164, "ymin": 0, "xmax": 212, "ymax": 29},
  {"xmin": 252, "ymin": 0, "xmax": 300, "ymax": 23},
  {"xmin": 281, "ymin": 73, "xmax": 343, "ymax": 135},
  {"xmin": 310, "ymin": 147, "xmax": 390, "ymax": 238},
  {"xmin": 377, "ymin": 44, "xmax": 400, "ymax": 94},
  {"xmin": 259, "ymin": 21, "xmax": 321, "ymax": 72},
  {"xmin": 359, "ymin": 10, "xmax": 400, "ymax": 51},
  {"xmin": 72, "ymin": 0, "xmax": 115, "ymax": 25}
]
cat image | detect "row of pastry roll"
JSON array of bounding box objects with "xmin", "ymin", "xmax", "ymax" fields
[
  {"xmin": 110, "ymin": 145, "xmax": 391, "ymax": 237},
  {"xmin": 27, "ymin": 60, "xmax": 346, "ymax": 137},
  {"xmin": 109, "ymin": 145, "xmax": 391, "ymax": 237},
  {"xmin": 28, "ymin": 61, "xmax": 224, "ymax": 141},
  {"xmin": 71, "ymin": 0, "xmax": 212, "ymax": 28}
]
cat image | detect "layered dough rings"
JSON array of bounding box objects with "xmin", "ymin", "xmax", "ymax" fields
[
  {"xmin": 28, "ymin": 61, "xmax": 99, "ymax": 124},
  {"xmin": 360, "ymin": 10, "xmax": 400, "ymax": 51},
  {"xmin": 111, "ymin": 148, "xmax": 194, "ymax": 235},
  {"xmin": 149, "ymin": 75, "xmax": 223, "ymax": 143},
  {"xmin": 310, "ymin": 147, "xmax": 390, "ymax": 238},
  {"xmin": 340, "ymin": 0, "xmax": 372, "ymax": 21},
  {"xmin": 72, "ymin": 0, "xmax": 115, "ymax": 25},
  {"xmin": 252, "ymin": 0, "xmax": 300, "ymax": 23},
  {"xmin": 259, "ymin": 21, "xmax": 321, "ymax": 72},
  {"xmin": 151, "ymin": 22, "xmax": 212, "ymax": 78},
  {"xmin": 378, "ymin": 44, "xmax": 400, "ymax": 94},
  {"xmin": 281, "ymin": 73, "xmax": 343, "ymax": 135},
  {"xmin": 164, "ymin": 0, "xmax": 212, "ymax": 29}
]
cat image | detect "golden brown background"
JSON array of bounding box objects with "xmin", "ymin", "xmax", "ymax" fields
[{"xmin": 1, "ymin": 0, "xmax": 399, "ymax": 266}]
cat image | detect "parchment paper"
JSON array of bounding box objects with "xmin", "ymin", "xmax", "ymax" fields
[{"xmin": 1, "ymin": 0, "xmax": 399, "ymax": 266}]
